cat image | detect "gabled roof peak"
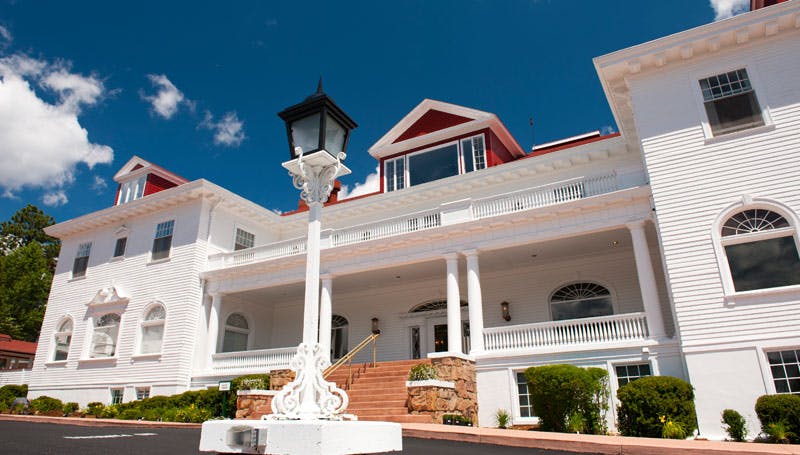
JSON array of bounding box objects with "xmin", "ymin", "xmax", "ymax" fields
[{"xmin": 113, "ymin": 155, "xmax": 188, "ymax": 185}]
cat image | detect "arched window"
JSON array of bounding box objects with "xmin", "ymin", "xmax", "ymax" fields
[
  {"xmin": 139, "ymin": 304, "xmax": 166, "ymax": 354},
  {"xmin": 720, "ymin": 208, "xmax": 800, "ymax": 292},
  {"xmin": 90, "ymin": 313, "xmax": 121, "ymax": 358},
  {"xmin": 53, "ymin": 318, "xmax": 73, "ymax": 361},
  {"xmin": 409, "ymin": 300, "xmax": 467, "ymax": 313},
  {"xmin": 331, "ymin": 315, "xmax": 349, "ymax": 360},
  {"xmin": 222, "ymin": 313, "xmax": 249, "ymax": 352},
  {"xmin": 550, "ymin": 282, "xmax": 613, "ymax": 321}
]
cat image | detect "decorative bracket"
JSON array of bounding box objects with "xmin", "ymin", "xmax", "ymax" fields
[{"xmin": 289, "ymin": 150, "xmax": 347, "ymax": 205}]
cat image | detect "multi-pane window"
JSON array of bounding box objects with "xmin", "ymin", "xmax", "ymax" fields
[
  {"xmin": 699, "ymin": 69, "xmax": 764, "ymax": 136},
  {"xmin": 550, "ymin": 282, "xmax": 613, "ymax": 321},
  {"xmin": 113, "ymin": 237, "xmax": 127, "ymax": 258},
  {"xmin": 234, "ymin": 228, "xmax": 255, "ymax": 251},
  {"xmin": 152, "ymin": 220, "xmax": 174, "ymax": 261},
  {"xmin": 136, "ymin": 387, "xmax": 151, "ymax": 400},
  {"xmin": 720, "ymin": 209, "xmax": 800, "ymax": 292},
  {"xmin": 331, "ymin": 315, "xmax": 349, "ymax": 360},
  {"xmin": 90, "ymin": 313, "xmax": 121, "ymax": 358},
  {"xmin": 516, "ymin": 372, "xmax": 534, "ymax": 418},
  {"xmin": 139, "ymin": 305, "xmax": 166, "ymax": 355},
  {"xmin": 53, "ymin": 318, "xmax": 73, "ymax": 361},
  {"xmin": 117, "ymin": 176, "xmax": 147, "ymax": 205},
  {"xmin": 72, "ymin": 242, "xmax": 92, "ymax": 278},
  {"xmin": 615, "ymin": 363, "xmax": 652, "ymax": 387},
  {"xmin": 767, "ymin": 349, "xmax": 800, "ymax": 394},
  {"xmin": 111, "ymin": 388, "xmax": 124, "ymax": 405},
  {"xmin": 222, "ymin": 313, "xmax": 249, "ymax": 353},
  {"xmin": 384, "ymin": 134, "xmax": 486, "ymax": 192}
]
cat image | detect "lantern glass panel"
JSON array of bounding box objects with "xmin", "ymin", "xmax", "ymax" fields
[
  {"xmin": 291, "ymin": 113, "xmax": 321, "ymax": 156},
  {"xmin": 324, "ymin": 114, "xmax": 347, "ymax": 156}
]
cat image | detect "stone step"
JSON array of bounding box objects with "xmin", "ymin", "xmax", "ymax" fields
[
  {"xmin": 357, "ymin": 414, "xmax": 434, "ymax": 424},
  {"xmin": 350, "ymin": 408, "xmax": 411, "ymax": 417},
  {"xmin": 346, "ymin": 400, "xmax": 407, "ymax": 409}
]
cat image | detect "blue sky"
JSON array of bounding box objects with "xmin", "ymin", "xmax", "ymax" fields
[{"xmin": 0, "ymin": 0, "xmax": 750, "ymax": 223}]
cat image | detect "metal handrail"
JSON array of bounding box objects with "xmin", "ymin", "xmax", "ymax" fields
[{"xmin": 323, "ymin": 332, "xmax": 380, "ymax": 389}]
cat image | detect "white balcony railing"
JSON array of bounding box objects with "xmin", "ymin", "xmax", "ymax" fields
[
  {"xmin": 472, "ymin": 173, "xmax": 618, "ymax": 220},
  {"xmin": 331, "ymin": 208, "xmax": 441, "ymax": 247},
  {"xmin": 207, "ymin": 172, "xmax": 633, "ymax": 271},
  {"xmin": 0, "ymin": 368, "xmax": 31, "ymax": 386},
  {"xmin": 211, "ymin": 346, "xmax": 297, "ymax": 374},
  {"xmin": 208, "ymin": 237, "xmax": 306, "ymax": 270},
  {"xmin": 483, "ymin": 312, "xmax": 649, "ymax": 352}
]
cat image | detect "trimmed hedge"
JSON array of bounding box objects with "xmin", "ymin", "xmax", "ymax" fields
[
  {"xmin": 524, "ymin": 364, "xmax": 609, "ymax": 434},
  {"xmin": 755, "ymin": 394, "xmax": 800, "ymax": 444},
  {"xmin": 616, "ymin": 376, "xmax": 696, "ymax": 438},
  {"xmin": 30, "ymin": 396, "xmax": 63, "ymax": 414}
]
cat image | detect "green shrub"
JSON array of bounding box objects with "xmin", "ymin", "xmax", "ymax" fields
[
  {"xmin": 62, "ymin": 402, "xmax": 79, "ymax": 415},
  {"xmin": 100, "ymin": 404, "xmax": 119, "ymax": 419},
  {"xmin": 86, "ymin": 402, "xmax": 105, "ymax": 416},
  {"xmin": 661, "ymin": 418, "xmax": 687, "ymax": 439},
  {"xmin": 495, "ymin": 409, "xmax": 510, "ymax": 429},
  {"xmin": 616, "ymin": 376, "xmax": 696, "ymax": 438},
  {"xmin": 524, "ymin": 364, "xmax": 609, "ymax": 434},
  {"xmin": 755, "ymin": 394, "xmax": 800, "ymax": 443},
  {"xmin": 175, "ymin": 405, "xmax": 212, "ymax": 423},
  {"xmin": 764, "ymin": 421, "xmax": 795, "ymax": 444},
  {"xmin": 721, "ymin": 409, "xmax": 748, "ymax": 442},
  {"xmin": 408, "ymin": 363, "xmax": 437, "ymax": 381},
  {"xmin": 232, "ymin": 374, "xmax": 270, "ymax": 391},
  {"xmin": 29, "ymin": 396, "xmax": 63, "ymax": 414},
  {"xmin": 0, "ymin": 384, "xmax": 28, "ymax": 410}
]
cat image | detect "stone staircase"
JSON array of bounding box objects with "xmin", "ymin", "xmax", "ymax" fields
[{"xmin": 325, "ymin": 358, "xmax": 434, "ymax": 424}]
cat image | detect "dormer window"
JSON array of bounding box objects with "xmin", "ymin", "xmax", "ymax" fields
[
  {"xmin": 117, "ymin": 176, "xmax": 147, "ymax": 205},
  {"xmin": 384, "ymin": 134, "xmax": 486, "ymax": 192}
]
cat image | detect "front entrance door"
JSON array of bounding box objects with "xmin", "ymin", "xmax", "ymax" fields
[
  {"xmin": 433, "ymin": 324, "xmax": 448, "ymax": 352},
  {"xmin": 425, "ymin": 317, "xmax": 470, "ymax": 355}
]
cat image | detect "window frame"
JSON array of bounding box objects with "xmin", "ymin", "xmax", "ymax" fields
[
  {"xmin": 137, "ymin": 302, "xmax": 166, "ymax": 356},
  {"xmin": 693, "ymin": 64, "xmax": 773, "ymax": 142},
  {"xmin": 613, "ymin": 362, "xmax": 652, "ymax": 388},
  {"xmin": 136, "ymin": 386, "xmax": 151, "ymax": 400},
  {"xmin": 51, "ymin": 317, "xmax": 73, "ymax": 362},
  {"xmin": 110, "ymin": 387, "xmax": 124, "ymax": 405},
  {"xmin": 72, "ymin": 242, "xmax": 92, "ymax": 279},
  {"xmin": 383, "ymin": 133, "xmax": 487, "ymax": 192},
  {"xmin": 712, "ymin": 198, "xmax": 800, "ymax": 300},
  {"xmin": 220, "ymin": 312, "xmax": 253, "ymax": 353},
  {"xmin": 151, "ymin": 219, "xmax": 175, "ymax": 261},
  {"xmin": 117, "ymin": 176, "xmax": 147, "ymax": 205},
  {"xmin": 548, "ymin": 281, "xmax": 616, "ymax": 322},
  {"xmin": 234, "ymin": 227, "xmax": 255, "ymax": 251},
  {"xmin": 88, "ymin": 313, "xmax": 122, "ymax": 359},
  {"xmin": 113, "ymin": 237, "xmax": 128, "ymax": 259}
]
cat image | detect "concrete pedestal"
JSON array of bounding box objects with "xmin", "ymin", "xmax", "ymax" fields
[{"xmin": 199, "ymin": 419, "xmax": 402, "ymax": 454}]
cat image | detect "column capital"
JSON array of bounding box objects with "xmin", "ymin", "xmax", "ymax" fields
[
  {"xmin": 462, "ymin": 249, "xmax": 480, "ymax": 258},
  {"xmin": 625, "ymin": 218, "xmax": 649, "ymax": 231},
  {"xmin": 320, "ymin": 273, "xmax": 335, "ymax": 281},
  {"xmin": 443, "ymin": 252, "xmax": 460, "ymax": 262},
  {"xmin": 208, "ymin": 291, "xmax": 224, "ymax": 299}
]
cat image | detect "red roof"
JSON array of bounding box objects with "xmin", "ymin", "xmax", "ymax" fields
[{"xmin": 0, "ymin": 334, "xmax": 37, "ymax": 355}]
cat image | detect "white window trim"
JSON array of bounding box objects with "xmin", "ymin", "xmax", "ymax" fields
[
  {"xmin": 136, "ymin": 302, "xmax": 166, "ymax": 356},
  {"xmin": 135, "ymin": 386, "xmax": 151, "ymax": 400},
  {"xmin": 219, "ymin": 311, "xmax": 255, "ymax": 352},
  {"xmin": 50, "ymin": 316, "xmax": 74, "ymax": 363},
  {"xmin": 756, "ymin": 340, "xmax": 800, "ymax": 395},
  {"xmin": 83, "ymin": 313, "xmax": 123, "ymax": 360},
  {"xmin": 71, "ymin": 241, "xmax": 92, "ymax": 279},
  {"xmin": 150, "ymin": 219, "xmax": 175, "ymax": 263},
  {"xmin": 233, "ymin": 226, "xmax": 256, "ymax": 251},
  {"xmin": 110, "ymin": 387, "xmax": 125, "ymax": 405},
  {"xmin": 711, "ymin": 197, "xmax": 800, "ymax": 301},
  {"xmin": 691, "ymin": 63, "xmax": 773, "ymax": 142},
  {"xmin": 509, "ymin": 368, "xmax": 539, "ymax": 426},
  {"xmin": 547, "ymin": 279, "xmax": 618, "ymax": 322}
]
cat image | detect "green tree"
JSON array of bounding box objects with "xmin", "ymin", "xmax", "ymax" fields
[
  {"xmin": 0, "ymin": 205, "xmax": 60, "ymax": 272},
  {"xmin": 0, "ymin": 242, "xmax": 52, "ymax": 341}
]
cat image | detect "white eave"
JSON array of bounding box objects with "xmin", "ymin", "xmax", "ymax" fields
[
  {"xmin": 45, "ymin": 179, "xmax": 284, "ymax": 238},
  {"xmin": 368, "ymin": 99, "xmax": 525, "ymax": 159},
  {"xmin": 593, "ymin": 1, "xmax": 800, "ymax": 146}
]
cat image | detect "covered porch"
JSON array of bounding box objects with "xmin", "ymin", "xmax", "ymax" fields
[{"xmin": 194, "ymin": 220, "xmax": 670, "ymax": 381}]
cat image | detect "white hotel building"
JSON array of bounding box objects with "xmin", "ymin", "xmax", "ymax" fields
[{"xmin": 22, "ymin": 1, "xmax": 800, "ymax": 439}]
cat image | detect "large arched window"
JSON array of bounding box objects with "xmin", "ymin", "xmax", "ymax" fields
[
  {"xmin": 720, "ymin": 208, "xmax": 800, "ymax": 292},
  {"xmin": 550, "ymin": 282, "xmax": 613, "ymax": 321},
  {"xmin": 222, "ymin": 313, "xmax": 249, "ymax": 353},
  {"xmin": 90, "ymin": 313, "xmax": 121, "ymax": 358},
  {"xmin": 331, "ymin": 315, "xmax": 349, "ymax": 360},
  {"xmin": 139, "ymin": 304, "xmax": 166, "ymax": 355},
  {"xmin": 53, "ymin": 317, "xmax": 73, "ymax": 361}
]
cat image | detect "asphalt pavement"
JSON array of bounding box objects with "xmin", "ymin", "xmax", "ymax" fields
[{"xmin": 0, "ymin": 420, "xmax": 586, "ymax": 455}]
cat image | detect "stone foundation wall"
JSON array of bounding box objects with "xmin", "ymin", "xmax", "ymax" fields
[
  {"xmin": 269, "ymin": 369, "xmax": 295, "ymax": 390},
  {"xmin": 407, "ymin": 356, "xmax": 478, "ymax": 425}
]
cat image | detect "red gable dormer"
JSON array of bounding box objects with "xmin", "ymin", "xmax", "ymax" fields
[
  {"xmin": 369, "ymin": 99, "xmax": 525, "ymax": 193},
  {"xmin": 112, "ymin": 156, "xmax": 189, "ymax": 206}
]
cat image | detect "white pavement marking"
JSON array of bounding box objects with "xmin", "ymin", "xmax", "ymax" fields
[{"xmin": 64, "ymin": 432, "xmax": 158, "ymax": 439}]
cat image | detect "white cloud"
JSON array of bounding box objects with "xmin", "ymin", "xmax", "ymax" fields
[
  {"xmin": 42, "ymin": 190, "xmax": 68, "ymax": 207},
  {"xmin": 0, "ymin": 54, "xmax": 114, "ymax": 198},
  {"xmin": 709, "ymin": 0, "xmax": 749, "ymax": 21},
  {"xmin": 600, "ymin": 125, "xmax": 616, "ymax": 136},
  {"xmin": 339, "ymin": 165, "xmax": 380, "ymax": 200},
  {"xmin": 0, "ymin": 25, "xmax": 11, "ymax": 44},
  {"xmin": 201, "ymin": 110, "xmax": 245, "ymax": 147},
  {"xmin": 91, "ymin": 175, "xmax": 108, "ymax": 192},
  {"xmin": 142, "ymin": 74, "xmax": 185, "ymax": 119}
]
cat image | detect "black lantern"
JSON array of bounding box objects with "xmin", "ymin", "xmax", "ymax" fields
[
  {"xmin": 371, "ymin": 317, "xmax": 380, "ymax": 335},
  {"xmin": 500, "ymin": 301, "xmax": 511, "ymax": 321},
  {"xmin": 278, "ymin": 79, "xmax": 358, "ymax": 160}
]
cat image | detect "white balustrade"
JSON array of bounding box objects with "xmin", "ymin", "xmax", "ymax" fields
[
  {"xmin": 472, "ymin": 173, "xmax": 618, "ymax": 219},
  {"xmin": 207, "ymin": 238, "xmax": 307, "ymax": 270},
  {"xmin": 482, "ymin": 312, "xmax": 648, "ymax": 352},
  {"xmin": 331, "ymin": 209, "xmax": 441, "ymax": 247},
  {"xmin": 211, "ymin": 347, "xmax": 297, "ymax": 374},
  {"xmin": 0, "ymin": 368, "xmax": 31, "ymax": 386}
]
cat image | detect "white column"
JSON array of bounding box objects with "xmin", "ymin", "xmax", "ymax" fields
[
  {"xmin": 206, "ymin": 293, "xmax": 222, "ymax": 369},
  {"xmin": 464, "ymin": 250, "xmax": 485, "ymax": 354},
  {"xmin": 627, "ymin": 220, "xmax": 666, "ymax": 338},
  {"xmin": 319, "ymin": 274, "xmax": 333, "ymax": 362},
  {"xmin": 303, "ymin": 202, "xmax": 322, "ymax": 345},
  {"xmin": 444, "ymin": 253, "xmax": 463, "ymax": 354}
]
